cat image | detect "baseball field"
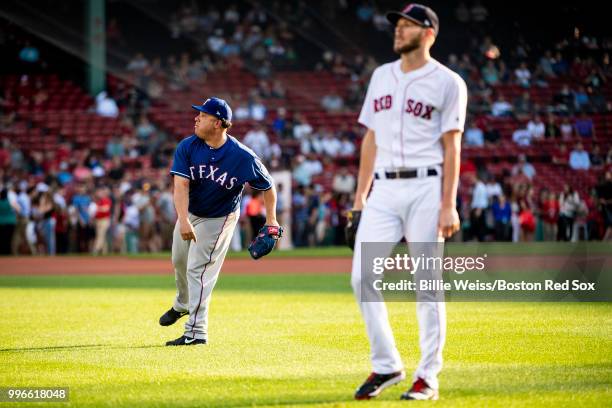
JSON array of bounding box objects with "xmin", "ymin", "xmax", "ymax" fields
[{"xmin": 1, "ymin": 243, "xmax": 611, "ymax": 407}]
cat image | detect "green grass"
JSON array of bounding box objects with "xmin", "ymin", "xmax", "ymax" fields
[{"xmin": 0, "ymin": 274, "xmax": 611, "ymax": 407}]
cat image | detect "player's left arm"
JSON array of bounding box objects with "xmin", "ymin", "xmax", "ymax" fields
[
  {"xmin": 439, "ymin": 130, "xmax": 462, "ymax": 238},
  {"xmin": 439, "ymin": 74, "xmax": 468, "ymax": 239},
  {"xmin": 262, "ymin": 185, "xmax": 279, "ymax": 227}
]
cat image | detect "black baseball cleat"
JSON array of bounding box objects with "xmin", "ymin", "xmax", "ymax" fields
[
  {"xmin": 400, "ymin": 378, "xmax": 439, "ymax": 400},
  {"xmin": 165, "ymin": 335, "xmax": 206, "ymax": 346},
  {"xmin": 159, "ymin": 307, "xmax": 188, "ymax": 326},
  {"xmin": 354, "ymin": 370, "xmax": 406, "ymax": 400}
]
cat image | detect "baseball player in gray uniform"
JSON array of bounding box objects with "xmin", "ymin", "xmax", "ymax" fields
[
  {"xmin": 159, "ymin": 97, "xmax": 281, "ymax": 346},
  {"xmin": 347, "ymin": 4, "xmax": 467, "ymax": 401}
]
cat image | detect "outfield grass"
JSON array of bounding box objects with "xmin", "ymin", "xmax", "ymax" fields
[{"xmin": 0, "ymin": 274, "xmax": 611, "ymax": 407}]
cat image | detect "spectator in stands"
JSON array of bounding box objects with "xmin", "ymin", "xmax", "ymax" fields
[
  {"xmin": 246, "ymin": 190, "xmax": 266, "ymax": 237},
  {"xmin": 513, "ymin": 91, "xmax": 534, "ymax": 120},
  {"xmin": 607, "ymin": 147, "xmax": 612, "ymax": 165},
  {"xmin": 300, "ymin": 132, "xmax": 323, "ymax": 155},
  {"xmin": 293, "ymin": 113, "xmax": 314, "ymax": 140},
  {"xmin": 72, "ymin": 184, "xmax": 93, "ymax": 252},
  {"xmin": 338, "ymin": 135, "xmax": 356, "ymax": 157},
  {"xmin": 0, "ymin": 186, "xmax": 19, "ymax": 255},
  {"xmin": 471, "ymin": 0, "xmax": 489, "ymax": 22},
  {"xmin": 455, "ymin": 2, "xmax": 470, "ymax": 23},
  {"xmin": 558, "ymin": 184, "xmax": 580, "ymax": 241},
  {"xmin": 464, "ymin": 119, "xmax": 484, "ymax": 146},
  {"xmin": 498, "ymin": 60, "xmax": 511, "ymax": 83},
  {"xmin": 292, "ymin": 154, "xmax": 322, "ymax": 186},
  {"xmin": 540, "ymin": 189, "xmax": 559, "ymax": 241},
  {"xmin": 527, "ymin": 114, "xmax": 545, "ymax": 140},
  {"xmin": 332, "ymin": 167, "xmax": 356, "ymax": 195},
  {"xmin": 590, "ymin": 144, "xmax": 605, "ymax": 168},
  {"xmin": 553, "ymin": 84, "xmax": 574, "ymax": 113},
  {"xmin": 471, "ymin": 79, "xmax": 493, "ymax": 113},
  {"xmin": 481, "ymin": 60, "xmax": 499, "ymax": 86},
  {"xmin": 491, "ymin": 94, "xmax": 513, "ymax": 117},
  {"xmin": 447, "ymin": 54, "xmax": 460, "ymax": 73},
  {"xmin": 320, "ymin": 129, "xmax": 342, "ymax": 157},
  {"xmin": 539, "ymin": 50, "xmax": 556, "ymax": 78},
  {"xmin": 331, "ymin": 55, "xmax": 350, "ymax": 77},
  {"xmin": 321, "ymin": 92, "xmax": 344, "ymax": 113},
  {"xmin": 291, "ymin": 186, "xmax": 308, "ymax": 247},
  {"xmin": 571, "ymin": 195, "xmax": 589, "ymax": 241},
  {"xmin": 491, "ymin": 194, "xmax": 511, "ymax": 241},
  {"xmin": 249, "ymin": 96, "xmax": 267, "ymax": 121},
  {"xmin": 11, "ymin": 182, "xmax": 30, "ymax": 254},
  {"xmin": 573, "ymin": 86, "xmax": 590, "ymax": 111},
  {"xmin": 92, "ymin": 187, "xmax": 111, "ymax": 255},
  {"xmin": 122, "ymin": 193, "xmax": 139, "ymax": 253},
  {"xmin": 595, "ymin": 170, "xmax": 612, "ymax": 241},
  {"xmin": 574, "ymin": 112, "xmax": 595, "ymax": 138},
  {"xmin": 356, "ymin": 2, "xmax": 375, "ymax": 22},
  {"xmin": 512, "ymin": 154, "xmax": 536, "ymax": 180},
  {"xmin": 271, "ymin": 80, "xmax": 286, "ymax": 98},
  {"xmin": 552, "ymin": 143, "xmax": 569, "ymax": 166},
  {"xmin": 106, "ymin": 135, "xmax": 125, "ymax": 159},
  {"xmin": 470, "ymin": 174, "xmax": 488, "ymax": 241},
  {"xmin": 372, "ymin": 8, "xmax": 390, "ymax": 31},
  {"xmin": 559, "ymin": 117, "xmax": 574, "ymax": 139},
  {"xmin": 485, "ymin": 175, "xmax": 503, "ymax": 201},
  {"xmin": 552, "ymin": 51, "xmax": 569, "ymax": 76},
  {"xmin": 483, "ymin": 122, "xmax": 501, "ymax": 145},
  {"xmin": 243, "ymin": 123, "xmax": 270, "ymax": 160},
  {"xmin": 569, "ymin": 142, "xmax": 591, "ymax": 170},
  {"xmin": 126, "ymin": 53, "xmax": 149, "ymax": 73},
  {"xmin": 512, "ymin": 126, "xmax": 533, "ymax": 146},
  {"xmin": 544, "ymin": 113, "xmax": 560, "ymax": 138},
  {"xmin": 207, "ymin": 28, "xmax": 226, "ymax": 54},
  {"xmin": 514, "ymin": 62, "xmax": 531, "ymax": 88},
  {"xmin": 36, "ymin": 190, "xmax": 56, "ymax": 255},
  {"xmin": 136, "ymin": 115, "xmax": 156, "ymax": 142},
  {"xmin": 271, "ymin": 107, "xmax": 288, "ymax": 137},
  {"xmin": 517, "ymin": 184, "xmax": 536, "ymax": 241},
  {"xmin": 95, "ymin": 91, "xmax": 119, "ymax": 118},
  {"xmin": 233, "ymin": 96, "xmax": 250, "ymax": 120},
  {"xmin": 156, "ymin": 183, "xmax": 176, "ymax": 250}
]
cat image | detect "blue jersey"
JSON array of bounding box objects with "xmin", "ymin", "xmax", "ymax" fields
[{"xmin": 170, "ymin": 135, "xmax": 273, "ymax": 218}]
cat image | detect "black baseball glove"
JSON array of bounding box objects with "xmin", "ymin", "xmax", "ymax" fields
[
  {"xmin": 248, "ymin": 225, "xmax": 283, "ymax": 260},
  {"xmin": 345, "ymin": 210, "xmax": 361, "ymax": 251}
]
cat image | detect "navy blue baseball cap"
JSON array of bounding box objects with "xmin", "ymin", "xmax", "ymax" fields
[
  {"xmin": 387, "ymin": 3, "xmax": 439, "ymax": 36},
  {"xmin": 192, "ymin": 97, "xmax": 232, "ymax": 122}
]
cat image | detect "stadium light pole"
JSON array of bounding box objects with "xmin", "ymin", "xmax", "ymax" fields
[{"xmin": 86, "ymin": 0, "xmax": 106, "ymax": 96}]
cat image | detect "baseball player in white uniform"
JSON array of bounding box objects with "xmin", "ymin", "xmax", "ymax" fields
[{"xmin": 348, "ymin": 4, "xmax": 467, "ymax": 401}]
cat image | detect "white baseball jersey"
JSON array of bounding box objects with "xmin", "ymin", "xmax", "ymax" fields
[{"xmin": 358, "ymin": 58, "xmax": 467, "ymax": 169}]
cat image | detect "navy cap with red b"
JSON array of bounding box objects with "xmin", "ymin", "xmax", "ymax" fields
[{"xmin": 387, "ymin": 3, "xmax": 439, "ymax": 36}]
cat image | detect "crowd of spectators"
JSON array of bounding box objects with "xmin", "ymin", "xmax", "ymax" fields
[{"xmin": 458, "ymin": 167, "xmax": 612, "ymax": 243}]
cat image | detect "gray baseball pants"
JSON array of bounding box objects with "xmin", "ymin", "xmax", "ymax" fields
[{"xmin": 171, "ymin": 210, "xmax": 239, "ymax": 340}]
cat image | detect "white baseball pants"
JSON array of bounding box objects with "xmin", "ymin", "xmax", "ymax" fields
[{"xmin": 351, "ymin": 176, "xmax": 446, "ymax": 390}]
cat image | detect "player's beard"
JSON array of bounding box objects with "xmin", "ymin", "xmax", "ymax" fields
[{"xmin": 393, "ymin": 35, "xmax": 422, "ymax": 55}]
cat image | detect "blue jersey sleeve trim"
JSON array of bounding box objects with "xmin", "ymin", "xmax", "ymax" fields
[
  {"xmin": 170, "ymin": 170, "xmax": 192, "ymax": 180},
  {"xmin": 249, "ymin": 184, "xmax": 272, "ymax": 191}
]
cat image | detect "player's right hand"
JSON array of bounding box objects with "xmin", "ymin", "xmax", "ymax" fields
[{"xmin": 179, "ymin": 219, "xmax": 197, "ymax": 242}]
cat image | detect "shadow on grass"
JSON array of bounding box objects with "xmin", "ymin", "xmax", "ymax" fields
[
  {"xmin": 0, "ymin": 344, "xmax": 170, "ymax": 353},
  {"xmin": 0, "ymin": 344, "xmax": 109, "ymax": 352}
]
